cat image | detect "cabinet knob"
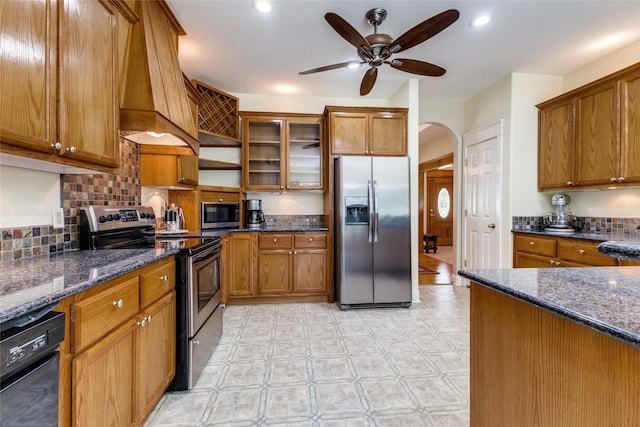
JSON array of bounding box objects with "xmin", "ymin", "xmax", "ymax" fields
[
  {"xmin": 273, "ymin": 238, "xmax": 278, "ymax": 242},
  {"xmin": 618, "ymin": 177, "xmax": 625, "ymax": 182},
  {"xmin": 529, "ymin": 241, "xmax": 536, "ymax": 246},
  {"xmin": 147, "ymin": 314, "xmax": 152, "ymax": 323},
  {"xmin": 567, "ymin": 181, "xmax": 574, "ymax": 186},
  {"xmin": 112, "ymin": 299, "xmax": 123, "ymax": 308},
  {"xmin": 179, "ymin": 176, "xmax": 185, "ymax": 182},
  {"xmin": 280, "ymin": 185, "xmax": 284, "ymax": 190},
  {"xmin": 160, "ymin": 274, "xmax": 168, "ymax": 281},
  {"xmin": 555, "ymin": 261, "xmax": 561, "ymax": 266},
  {"xmin": 289, "ymin": 251, "xmax": 293, "ymax": 255},
  {"xmin": 610, "ymin": 177, "xmax": 617, "ymax": 182},
  {"xmin": 549, "ymin": 260, "xmax": 555, "ymax": 265},
  {"xmin": 578, "ymin": 249, "xmax": 585, "ymax": 254},
  {"xmin": 50, "ymin": 142, "xmax": 61, "ymax": 150},
  {"xmin": 309, "ymin": 238, "xmax": 313, "ymax": 242},
  {"xmin": 65, "ymin": 146, "xmax": 76, "ymax": 154},
  {"xmin": 219, "ymin": 198, "xmax": 223, "ymax": 202}
]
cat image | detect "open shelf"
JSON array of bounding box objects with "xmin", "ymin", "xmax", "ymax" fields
[{"xmin": 198, "ymin": 158, "xmax": 242, "ymax": 170}]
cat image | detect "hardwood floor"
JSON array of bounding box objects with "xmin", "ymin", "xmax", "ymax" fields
[{"xmin": 419, "ymin": 248, "xmax": 453, "ymax": 285}]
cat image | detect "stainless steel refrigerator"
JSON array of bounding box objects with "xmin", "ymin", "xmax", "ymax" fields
[{"xmin": 335, "ymin": 156, "xmax": 411, "ymax": 309}]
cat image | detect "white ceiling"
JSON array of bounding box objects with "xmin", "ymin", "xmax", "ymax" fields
[{"xmin": 166, "ymin": 0, "xmax": 640, "ymax": 101}]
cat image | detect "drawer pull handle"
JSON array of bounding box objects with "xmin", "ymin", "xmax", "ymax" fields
[
  {"xmin": 112, "ymin": 299, "xmax": 123, "ymax": 308},
  {"xmin": 578, "ymin": 249, "xmax": 585, "ymax": 254},
  {"xmin": 529, "ymin": 242, "xmax": 536, "ymax": 246},
  {"xmin": 160, "ymin": 274, "xmax": 168, "ymax": 281}
]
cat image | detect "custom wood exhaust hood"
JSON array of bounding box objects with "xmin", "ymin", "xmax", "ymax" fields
[{"xmin": 119, "ymin": 0, "xmax": 199, "ymax": 155}]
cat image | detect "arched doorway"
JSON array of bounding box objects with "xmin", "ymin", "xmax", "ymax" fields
[{"xmin": 418, "ymin": 123, "xmax": 456, "ymax": 275}]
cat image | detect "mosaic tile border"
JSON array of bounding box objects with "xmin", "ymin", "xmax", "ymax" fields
[
  {"xmin": 512, "ymin": 216, "xmax": 640, "ymax": 235},
  {"xmin": 1, "ymin": 139, "xmax": 141, "ymax": 261},
  {"xmin": 264, "ymin": 215, "xmax": 327, "ymax": 228}
]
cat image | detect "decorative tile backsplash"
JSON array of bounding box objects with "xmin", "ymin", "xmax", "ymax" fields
[
  {"xmin": 264, "ymin": 215, "xmax": 327, "ymax": 228},
  {"xmin": 1, "ymin": 139, "xmax": 141, "ymax": 261},
  {"xmin": 512, "ymin": 216, "xmax": 640, "ymax": 235}
]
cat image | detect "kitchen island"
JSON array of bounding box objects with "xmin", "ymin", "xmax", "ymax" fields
[{"xmin": 458, "ymin": 267, "xmax": 640, "ymax": 426}]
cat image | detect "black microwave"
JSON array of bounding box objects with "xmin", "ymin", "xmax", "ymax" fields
[{"xmin": 201, "ymin": 202, "xmax": 240, "ymax": 229}]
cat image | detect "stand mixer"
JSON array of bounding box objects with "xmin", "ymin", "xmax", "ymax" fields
[{"xmin": 544, "ymin": 193, "xmax": 575, "ymax": 234}]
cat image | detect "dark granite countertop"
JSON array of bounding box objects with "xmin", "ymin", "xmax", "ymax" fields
[
  {"xmin": 0, "ymin": 248, "xmax": 177, "ymax": 324},
  {"xmin": 511, "ymin": 228, "xmax": 640, "ymax": 243},
  {"xmin": 458, "ymin": 267, "xmax": 640, "ymax": 348},
  {"xmin": 198, "ymin": 226, "xmax": 329, "ymax": 238},
  {"xmin": 598, "ymin": 240, "xmax": 640, "ymax": 261}
]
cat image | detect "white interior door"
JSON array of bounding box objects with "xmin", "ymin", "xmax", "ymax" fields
[{"xmin": 463, "ymin": 121, "xmax": 502, "ymax": 270}]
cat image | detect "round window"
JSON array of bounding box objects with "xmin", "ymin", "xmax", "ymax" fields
[{"xmin": 437, "ymin": 188, "xmax": 450, "ymax": 218}]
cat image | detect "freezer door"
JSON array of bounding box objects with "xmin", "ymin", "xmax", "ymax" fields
[
  {"xmin": 372, "ymin": 156, "xmax": 411, "ymax": 304},
  {"xmin": 335, "ymin": 156, "xmax": 374, "ymax": 305}
]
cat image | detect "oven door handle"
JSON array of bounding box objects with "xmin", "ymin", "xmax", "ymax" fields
[{"xmin": 192, "ymin": 243, "xmax": 222, "ymax": 264}]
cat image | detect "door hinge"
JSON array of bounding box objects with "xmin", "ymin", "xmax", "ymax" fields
[
  {"xmin": 464, "ymin": 209, "xmax": 467, "ymax": 217},
  {"xmin": 464, "ymin": 158, "xmax": 468, "ymax": 167},
  {"xmin": 464, "ymin": 259, "xmax": 467, "ymax": 267}
]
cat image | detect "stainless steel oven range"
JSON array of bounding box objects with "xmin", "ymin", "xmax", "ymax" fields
[{"xmin": 80, "ymin": 205, "xmax": 223, "ymax": 391}]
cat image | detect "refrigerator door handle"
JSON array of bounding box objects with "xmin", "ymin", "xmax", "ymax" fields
[
  {"xmin": 373, "ymin": 180, "xmax": 379, "ymax": 242},
  {"xmin": 368, "ymin": 180, "xmax": 374, "ymax": 242}
]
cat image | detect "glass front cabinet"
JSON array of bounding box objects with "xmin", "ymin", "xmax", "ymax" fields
[{"xmin": 242, "ymin": 113, "xmax": 323, "ymax": 191}]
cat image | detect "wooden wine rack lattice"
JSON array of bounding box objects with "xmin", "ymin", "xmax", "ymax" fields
[{"xmin": 192, "ymin": 80, "xmax": 240, "ymax": 145}]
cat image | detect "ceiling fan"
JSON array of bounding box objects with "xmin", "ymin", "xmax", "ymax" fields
[{"xmin": 299, "ymin": 8, "xmax": 460, "ymax": 96}]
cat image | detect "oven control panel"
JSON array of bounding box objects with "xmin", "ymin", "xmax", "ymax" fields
[{"xmin": 81, "ymin": 206, "xmax": 156, "ymax": 232}]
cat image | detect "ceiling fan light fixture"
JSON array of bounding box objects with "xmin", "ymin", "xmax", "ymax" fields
[
  {"xmin": 253, "ymin": 1, "xmax": 272, "ymax": 13},
  {"xmin": 347, "ymin": 62, "xmax": 361, "ymax": 70}
]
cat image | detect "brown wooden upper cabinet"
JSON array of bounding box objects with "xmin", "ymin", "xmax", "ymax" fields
[
  {"xmin": 537, "ymin": 62, "xmax": 640, "ymax": 191},
  {"xmin": 0, "ymin": 0, "xmax": 129, "ymax": 172},
  {"xmin": 324, "ymin": 106, "xmax": 408, "ymax": 156},
  {"xmin": 241, "ymin": 112, "xmax": 323, "ymax": 192},
  {"xmin": 140, "ymin": 147, "xmax": 199, "ymax": 189}
]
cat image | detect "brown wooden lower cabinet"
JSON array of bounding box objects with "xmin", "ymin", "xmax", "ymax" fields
[
  {"xmin": 513, "ymin": 233, "xmax": 618, "ymax": 267},
  {"xmin": 470, "ymin": 282, "xmax": 640, "ymax": 426},
  {"xmin": 57, "ymin": 257, "xmax": 176, "ymax": 427},
  {"xmin": 222, "ymin": 231, "xmax": 329, "ymax": 304}
]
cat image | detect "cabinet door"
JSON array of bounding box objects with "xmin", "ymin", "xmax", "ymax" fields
[
  {"xmin": 258, "ymin": 251, "xmax": 291, "ymax": 294},
  {"xmin": 369, "ymin": 112, "xmax": 407, "ymax": 156},
  {"xmin": 72, "ymin": 319, "xmax": 137, "ymax": 427},
  {"xmin": 0, "ymin": 0, "xmax": 56, "ymax": 152},
  {"xmin": 58, "ymin": 0, "xmax": 119, "ymax": 167},
  {"xmin": 287, "ymin": 119, "xmax": 323, "ymax": 190},
  {"xmin": 574, "ymin": 80, "xmax": 619, "ymax": 187},
  {"xmin": 538, "ymin": 98, "xmax": 575, "ymax": 190},
  {"xmin": 136, "ymin": 291, "xmax": 176, "ymax": 424},
  {"xmin": 619, "ymin": 69, "xmax": 640, "ymax": 184},
  {"xmin": 329, "ymin": 112, "xmax": 368, "ymax": 155},
  {"xmin": 224, "ymin": 233, "xmax": 256, "ymax": 298},
  {"xmin": 178, "ymin": 155, "xmax": 199, "ymax": 186},
  {"xmin": 244, "ymin": 118, "xmax": 284, "ymax": 190},
  {"xmin": 293, "ymin": 250, "xmax": 326, "ymax": 293}
]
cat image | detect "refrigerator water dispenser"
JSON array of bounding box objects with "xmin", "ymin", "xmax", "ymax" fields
[{"xmin": 345, "ymin": 197, "xmax": 369, "ymax": 224}]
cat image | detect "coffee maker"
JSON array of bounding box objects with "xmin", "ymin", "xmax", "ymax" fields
[
  {"xmin": 246, "ymin": 199, "xmax": 265, "ymax": 229},
  {"xmin": 544, "ymin": 193, "xmax": 575, "ymax": 234}
]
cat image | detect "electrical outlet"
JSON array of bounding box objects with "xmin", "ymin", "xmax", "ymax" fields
[{"xmin": 52, "ymin": 207, "xmax": 64, "ymax": 229}]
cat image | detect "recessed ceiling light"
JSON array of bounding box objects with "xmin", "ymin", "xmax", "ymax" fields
[
  {"xmin": 253, "ymin": 1, "xmax": 272, "ymax": 13},
  {"xmin": 470, "ymin": 15, "xmax": 491, "ymax": 27}
]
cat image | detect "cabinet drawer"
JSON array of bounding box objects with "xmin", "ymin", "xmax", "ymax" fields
[
  {"xmin": 294, "ymin": 233, "xmax": 327, "ymax": 249},
  {"xmin": 140, "ymin": 259, "xmax": 175, "ymax": 307},
  {"xmin": 514, "ymin": 235, "xmax": 556, "ymax": 257},
  {"xmin": 557, "ymin": 239, "xmax": 617, "ymax": 266},
  {"xmin": 71, "ymin": 277, "xmax": 139, "ymax": 353},
  {"xmin": 259, "ymin": 234, "xmax": 292, "ymax": 250},
  {"xmin": 201, "ymin": 191, "xmax": 240, "ymax": 203}
]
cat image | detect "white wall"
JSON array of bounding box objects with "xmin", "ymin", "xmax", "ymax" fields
[
  {"xmin": 419, "ymin": 132, "xmax": 454, "ymax": 163},
  {"xmin": 0, "ymin": 165, "xmax": 61, "ymax": 228}
]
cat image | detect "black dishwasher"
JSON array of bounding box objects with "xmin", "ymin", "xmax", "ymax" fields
[{"xmin": 1, "ymin": 309, "xmax": 65, "ymax": 426}]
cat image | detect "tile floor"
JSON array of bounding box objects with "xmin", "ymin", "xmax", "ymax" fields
[{"xmin": 144, "ymin": 285, "xmax": 470, "ymax": 426}]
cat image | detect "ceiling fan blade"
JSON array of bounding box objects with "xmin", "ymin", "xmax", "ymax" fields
[
  {"xmin": 299, "ymin": 61, "xmax": 360, "ymax": 75},
  {"xmin": 390, "ymin": 9, "xmax": 460, "ymax": 54},
  {"xmin": 325, "ymin": 12, "xmax": 372, "ymax": 52},
  {"xmin": 360, "ymin": 68, "xmax": 378, "ymax": 96},
  {"xmin": 390, "ymin": 58, "xmax": 446, "ymax": 76}
]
